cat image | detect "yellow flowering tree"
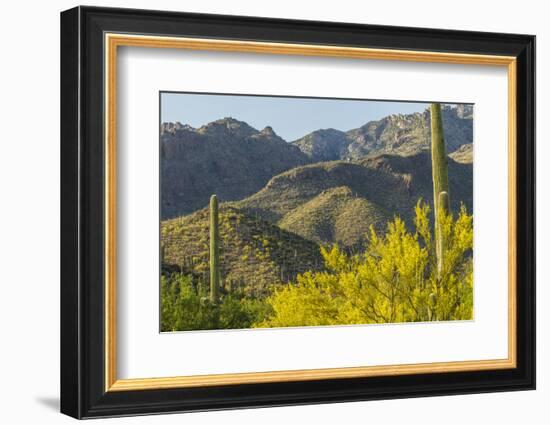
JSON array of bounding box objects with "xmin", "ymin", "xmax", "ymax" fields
[{"xmin": 256, "ymin": 201, "xmax": 473, "ymax": 328}]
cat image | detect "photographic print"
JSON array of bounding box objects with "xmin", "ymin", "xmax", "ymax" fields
[{"xmin": 159, "ymin": 92, "xmax": 474, "ymax": 332}]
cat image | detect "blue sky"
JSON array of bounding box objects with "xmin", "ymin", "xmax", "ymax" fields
[{"xmin": 161, "ymin": 92, "xmax": 430, "ymax": 141}]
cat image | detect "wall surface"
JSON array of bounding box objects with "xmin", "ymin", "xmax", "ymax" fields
[{"xmin": 0, "ymin": 0, "xmax": 545, "ymax": 423}]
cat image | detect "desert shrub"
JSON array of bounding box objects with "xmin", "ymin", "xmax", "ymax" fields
[
  {"xmin": 160, "ymin": 274, "xmax": 217, "ymax": 331},
  {"xmin": 161, "ymin": 273, "xmax": 272, "ymax": 331}
]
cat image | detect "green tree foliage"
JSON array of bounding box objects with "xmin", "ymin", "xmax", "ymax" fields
[
  {"xmin": 160, "ymin": 273, "xmax": 272, "ymax": 332},
  {"xmin": 256, "ymin": 202, "xmax": 473, "ymax": 328}
]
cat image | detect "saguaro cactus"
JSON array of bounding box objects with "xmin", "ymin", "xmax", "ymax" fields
[
  {"xmin": 209, "ymin": 194, "xmax": 220, "ymax": 303},
  {"xmin": 430, "ymin": 103, "xmax": 451, "ymax": 277}
]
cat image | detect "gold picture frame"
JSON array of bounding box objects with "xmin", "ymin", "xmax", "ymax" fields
[{"xmin": 104, "ymin": 33, "xmax": 517, "ymax": 392}]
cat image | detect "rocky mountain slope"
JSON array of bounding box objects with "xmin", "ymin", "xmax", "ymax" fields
[
  {"xmin": 161, "ymin": 150, "xmax": 472, "ymax": 295},
  {"xmin": 161, "ymin": 118, "xmax": 310, "ymax": 218},
  {"xmin": 161, "ymin": 105, "xmax": 472, "ymax": 220},
  {"xmin": 292, "ymin": 104, "xmax": 473, "ymax": 161},
  {"xmin": 449, "ymin": 143, "xmax": 474, "ymax": 164},
  {"xmin": 289, "ymin": 128, "xmax": 350, "ymax": 162},
  {"xmin": 234, "ymin": 152, "xmax": 472, "ymax": 248}
]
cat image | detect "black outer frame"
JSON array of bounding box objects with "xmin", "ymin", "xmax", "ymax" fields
[{"xmin": 60, "ymin": 5, "xmax": 535, "ymax": 419}]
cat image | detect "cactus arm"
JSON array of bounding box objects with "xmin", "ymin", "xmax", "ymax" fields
[
  {"xmin": 209, "ymin": 194, "xmax": 220, "ymax": 303},
  {"xmin": 438, "ymin": 190, "xmax": 450, "ymax": 216}
]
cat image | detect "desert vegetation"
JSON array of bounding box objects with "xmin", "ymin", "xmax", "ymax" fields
[{"xmin": 160, "ymin": 103, "xmax": 474, "ymax": 331}]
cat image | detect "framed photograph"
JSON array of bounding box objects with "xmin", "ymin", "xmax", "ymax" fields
[{"xmin": 60, "ymin": 6, "xmax": 535, "ymax": 419}]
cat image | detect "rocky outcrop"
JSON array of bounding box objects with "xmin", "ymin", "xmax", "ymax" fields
[
  {"xmin": 160, "ymin": 118, "xmax": 310, "ymax": 218},
  {"xmin": 292, "ymin": 104, "xmax": 473, "ymax": 160}
]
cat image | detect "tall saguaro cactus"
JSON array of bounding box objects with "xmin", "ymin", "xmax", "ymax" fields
[
  {"xmin": 430, "ymin": 103, "xmax": 451, "ymax": 277},
  {"xmin": 209, "ymin": 194, "xmax": 220, "ymax": 303}
]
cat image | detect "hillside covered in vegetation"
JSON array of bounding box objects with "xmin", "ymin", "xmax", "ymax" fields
[
  {"xmin": 234, "ymin": 151, "xmax": 472, "ymax": 248},
  {"xmin": 162, "ymin": 205, "xmax": 323, "ymax": 298}
]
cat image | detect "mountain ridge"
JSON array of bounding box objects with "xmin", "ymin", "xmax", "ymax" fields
[
  {"xmin": 161, "ymin": 104, "xmax": 473, "ymax": 219},
  {"xmin": 161, "ymin": 117, "xmax": 310, "ymax": 219},
  {"xmin": 292, "ymin": 104, "xmax": 473, "ymax": 161},
  {"xmin": 233, "ymin": 151, "xmax": 472, "ymax": 248}
]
